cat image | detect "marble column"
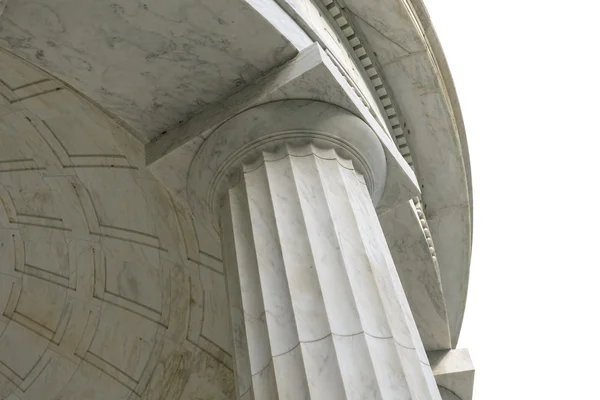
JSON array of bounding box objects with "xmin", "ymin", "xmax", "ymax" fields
[{"xmin": 188, "ymin": 101, "xmax": 441, "ymax": 400}]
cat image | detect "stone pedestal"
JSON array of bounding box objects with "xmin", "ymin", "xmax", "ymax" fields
[{"xmin": 188, "ymin": 100, "xmax": 441, "ymax": 400}]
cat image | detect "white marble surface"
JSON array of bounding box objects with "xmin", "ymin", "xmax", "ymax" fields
[
  {"xmin": 153, "ymin": 44, "xmax": 452, "ymax": 356},
  {"xmin": 0, "ymin": 47, "xmax": 234, "ymax": 399},
  {"xmin": 146, "ymin": 43, "xmax": 361, "ymax": 164},
  {"xmin": 154, "ymin": 45, "xmax": 419, "ymax": 231},
  {"xmin": 379, "ymin": 200, "xmax": 451, "ymax": 351},
  {"xmin": 0, "ymin": 0, "xmax": 298, "ymax": 142},
  {"xmin": 0, "ymin": 0, "xmax": 475, "ymax": 396},
  {"xmin": 186, "ymin": 100, "xmax": 397, "ymax": 240},
  {"xmin": 219, "ymin": 142, "xmax": 441, "ymax": 399},
  {"xmin": 346, "ymin": 0, "xmax": 472, "ymax": 346},
  {"xmin": 277, "ymin": 0, "xmax": 390, "ymax": 130},
  {"xmin": 439, "ymin": 387, "xmax": 462, "ymax": 400},
  {"xmin": 0, "ymin": 0, "xmax": 473, "ymax": 352},
  {"xmin": 429, "ymin": 348, "xmax": 475, "ymax": 400}
]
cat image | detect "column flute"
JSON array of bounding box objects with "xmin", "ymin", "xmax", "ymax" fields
[{"xmin": 188, "ymin": 100, "xmax": 441, "ymax": 400}]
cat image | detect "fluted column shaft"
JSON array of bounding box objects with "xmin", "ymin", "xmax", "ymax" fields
[{"xmin": 220, "ymin": 143, "xmax": 441, "ymax": 400}]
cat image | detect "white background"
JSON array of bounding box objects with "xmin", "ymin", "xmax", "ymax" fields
[{"xmin": 424, "ymin": 1, "xmax": 600, "ymax": 398}]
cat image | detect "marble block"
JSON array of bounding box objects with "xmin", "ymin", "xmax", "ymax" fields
[{"xmin": 429, "ymin": 349, "xmax": 475, "ymax": 400}]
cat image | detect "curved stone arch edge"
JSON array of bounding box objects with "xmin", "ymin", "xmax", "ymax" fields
[
  {"xmin": 186, "ymin": 99, "xmax": 455, "ymax": 351},
  {"xmin": 262, "ymin": 0, "xmax": 472, "ymax": 346},
  {"xmin": 0, "ymin": 1, "xmax": 464, "ymax": 355},
  {"xmin": 325, "ymin": 0, "xmax": 471, "ymax": 346},
  {"xmin": 407, "ymin": 0, "xmax": 473, "ymax": 347}
]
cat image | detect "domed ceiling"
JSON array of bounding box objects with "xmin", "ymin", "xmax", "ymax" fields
[
  {"xmin": 0, "ymin": 48, "xmax": 234, "ymax": 399},
  {"xmin": 0, "ymin": 0, "xmax": 474, "ymax": 397},
  {"xmin": 0, "ymin": 0, "xmax": 297, "ymax": 142}
]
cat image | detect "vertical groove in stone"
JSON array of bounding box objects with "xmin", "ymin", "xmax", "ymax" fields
[
  {"xmin": 266, "ymin": 149, "xmax": 349, "ymax": 399},
  {"xmin": 244, "ymin": 161, "xmax": 311, "ymax": 399},
  {"xmin": 221, "ymin": 144, "xmax": 441, "ymax": 400},
  {"xmin": 221, "ymin": 193, "xmax": 249, "ymax": 397},
  {"xmin": 323, "ymin": 155, "xmax": 411, "ymax": 398},
  {"xmin": 287, "ymin": 148, "xmax": 353, "ymax": 399},
  {"xmin": 313, "ymin": 151, "xmax": 393, "ymax": 399},
  {"xmin": 293, "ymin": 148, "xmax": 363, "ymax": 336},
  {"xmin": 339, "ymin": 165, "xmax": 441, "ymax": 400},
  {"xmin": 264, "ymin": 152, "xmax": 331, "ymax": 342},
  {"xmin": 222, "ymin": 181, "xmax": 276, "ymax": 399},
  {"xmin": 315, "ymin": 153, "xmax": 393, "ymax": 339}
]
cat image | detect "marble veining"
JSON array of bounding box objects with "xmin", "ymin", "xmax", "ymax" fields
[
  {"xmin": 0, "ymin": 0, "xmax": 298, "ymax": 141},
  {"xmin": 343, "ymin": 0, "xmax": 472, "ymax": 346},
  {"xmin": 429, "ymin": 349, "xmax": 474, "ymax": 400},
  {"xmin": 186, "ymin": 100, "xmax": 402, "ymax": 244},
  {"xmin": 278, "ymin": 0, "xmax": 389, "ymax": 132},
  {"xmin": 220, "ymin": 143, "xmax": 441, "ymax": 399},
  {"xmin": 0, "ymin": 47, "xmax": 234, "ymax": 399},
  {"xmin": 379, "ymin": 199, "xmax": 451, "ymax": 351},
  {"xmin": 316, "ymin": 0, "xmax": 416, "ymax": 166},
  {"xmin": 0, "ymin": 0, "xmax": 474, "ymax": 397}
]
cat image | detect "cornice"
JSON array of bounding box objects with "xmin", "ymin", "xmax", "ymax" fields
[
  {"xmin": 311, "ymin": 0, "xmax": 472, "ymax": 347},
  {"xmin": 319, "ymin": 0, "xmax": 416, "ymax": 169}
]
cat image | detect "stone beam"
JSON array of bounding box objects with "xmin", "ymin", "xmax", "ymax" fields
[{"xmin": 146, "ymin": 43, "xmax": 417, "ymax": 215}]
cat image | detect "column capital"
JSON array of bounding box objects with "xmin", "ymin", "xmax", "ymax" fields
[
  {"xmin": 218, "ymin": 134, "xmax": 441, "ymax": 399},
  {"xmin": 188, "ymin": 100, "xmax": 388, "ymax": 236}
]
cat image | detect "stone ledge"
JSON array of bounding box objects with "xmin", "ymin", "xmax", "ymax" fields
[{"xmin": 428, "ymin": 348, "xmax": 475, "ymax": 400}]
